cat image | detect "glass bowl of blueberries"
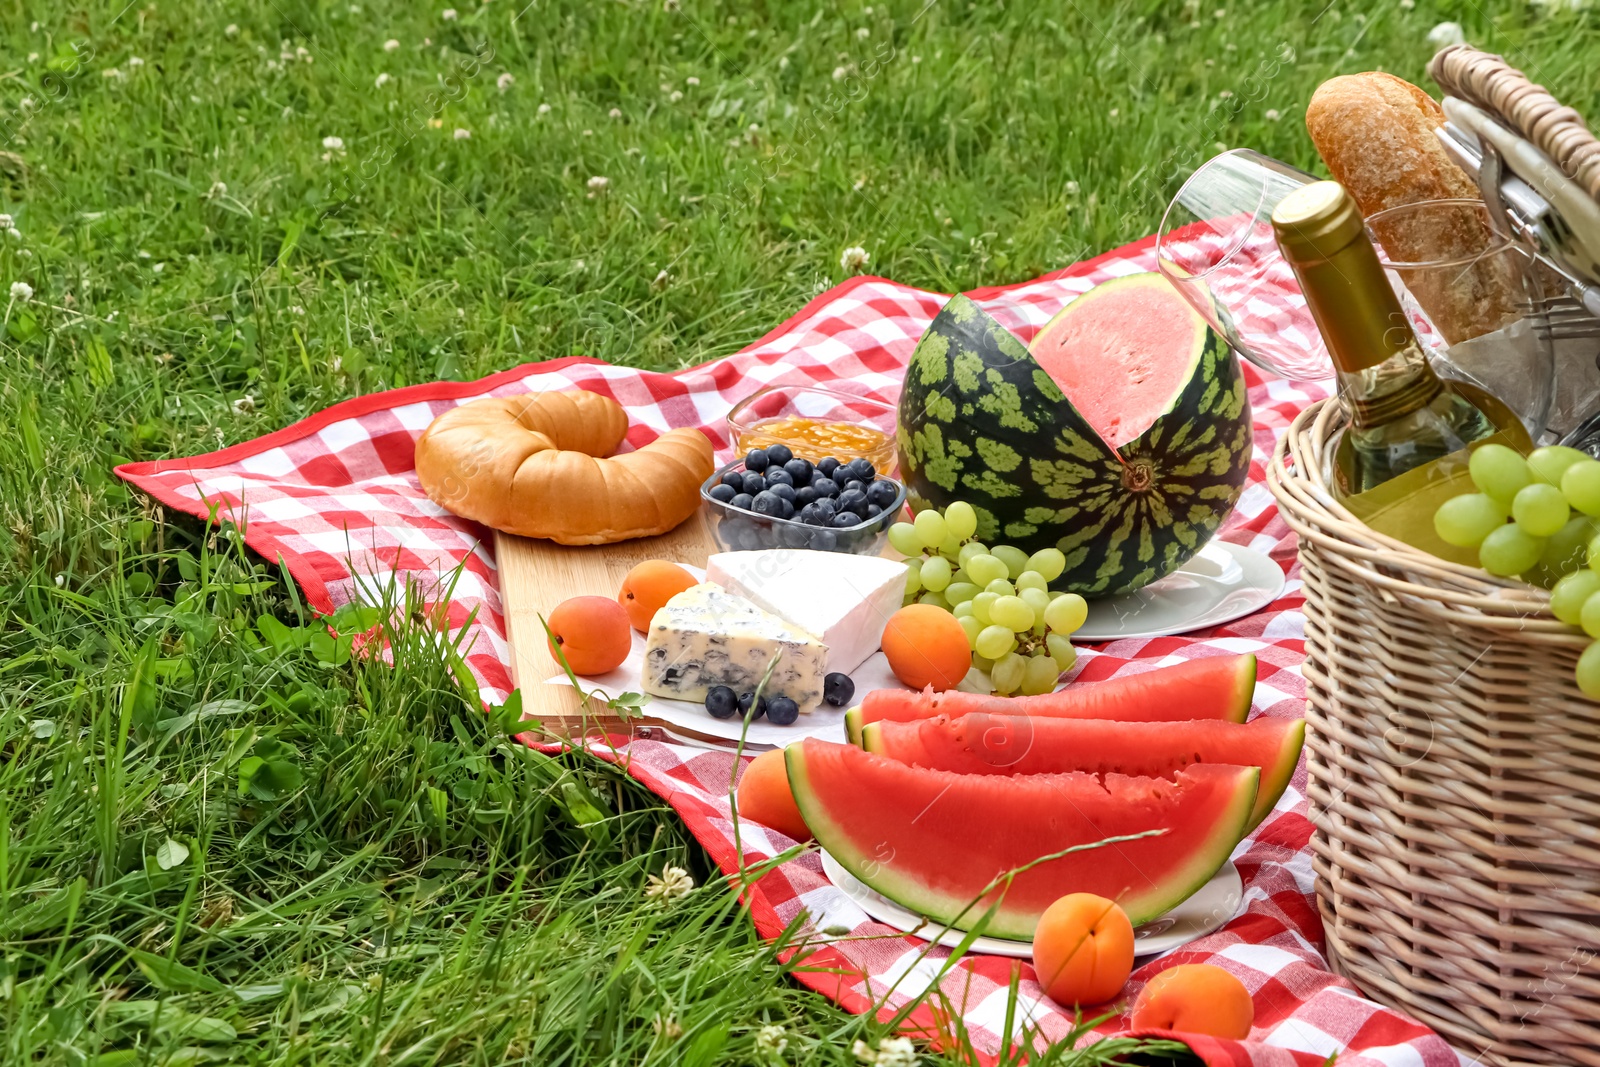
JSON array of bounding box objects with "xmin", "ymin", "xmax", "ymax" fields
[{"xmin": 701, "ymin": 444, "xmax": 906, "ymax": 554}]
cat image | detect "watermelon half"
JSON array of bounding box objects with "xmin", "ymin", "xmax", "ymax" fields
[
  {"xmin": 843, "ymin": 654, "xmax": 1257, "ymax": 745},
  {"xmin": 897, "ymin": 275, "xmax": 1251, "ymax": 596},
  {"xmin": 787, "ymin": 738, "xmax": 1258, "ymax": 939},
  {"xmin": 860, "ymin": 713, "xmax": 1304, "ymax": 832}
]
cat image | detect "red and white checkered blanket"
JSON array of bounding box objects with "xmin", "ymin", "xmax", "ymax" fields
[{"xmin": 117, "ymin": 234, "xmax": 1465, "ymax": 1066}]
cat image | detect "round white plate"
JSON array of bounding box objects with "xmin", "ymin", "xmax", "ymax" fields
[
  {"xmin": 1075, "ymin": 540, "xmax": 1285, "ymax": 642},
  {"xmin": 819, "ymin": 851, "xmax": 1242, "ymax": 960}
]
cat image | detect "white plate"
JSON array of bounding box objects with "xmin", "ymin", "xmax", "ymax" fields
[
  {"xmin": 1075, "ymin": 541, "xmax": 1284, "ymax": 642},
  {"xmin": 819, "ymin": 851, "xmax": 1242, "ymax": 960}
]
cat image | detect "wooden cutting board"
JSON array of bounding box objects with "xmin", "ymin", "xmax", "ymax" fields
[{"xmin": 495, "ymin": 512, "xmax": 719, "ymax": 741}]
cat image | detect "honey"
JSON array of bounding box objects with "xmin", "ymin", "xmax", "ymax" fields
[{"xmin": 736, "ymin": 415, "xmax": 897, "ymax": 472}]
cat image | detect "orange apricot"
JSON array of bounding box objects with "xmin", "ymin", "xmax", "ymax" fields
[
  {"xmin": 736, "ymin": 748, "xmax": 811, "ymax": 841},
  {"xmin": 881, "ymin": 604, "xmax": 971, "ymax": 691},
  {"xmin": 1130, "ymin": 963, "xmax": 1254, "ymax": 1039},
  {"xmin": 547, "ymin": 595, "xmax": 632, "ymax": 676},
  {"xmin": 1031, "ymin": 893, "xmax": 1135, "ymax": 1007},
  {"xmin": 618, "ymin": 559, "xmax": 699, "ymax": 632}
]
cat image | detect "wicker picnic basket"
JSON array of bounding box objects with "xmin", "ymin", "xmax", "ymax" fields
[{"xmin": 1267, "ymin": 399, "xmax": 1600, "ymax": 1066}]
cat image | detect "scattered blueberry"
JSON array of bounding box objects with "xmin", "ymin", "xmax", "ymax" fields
[
  {"xmin": 809, "ymin": 528, "xmax": 838, "ymax": 551},
  {"xmin": 738, "ymin": 691, "xmax": 768, "ymax": 720},
  {"xmin": 823, "ymin": 673, "xmax": 855, "ymax": 707},
  {"xmin": 832, "ymin": 511, "xmax": 862, "ymax": 528},
  {"xmin": 765, "ymin": 443, "xmax": 794, "ymax": 465},
  {"xmin": 710, "ymin": 483, "xmax": 737, "ymax": 503},
  {"xmin": 741, "ymin": 470, "xmax": 766, "ymax": 496},
  {"xmin": 866, "ymin": 479, "xmax": 899, "ymax": 508},
  {"xmin": 795, "ymin": 485, "xmax": 817, "ymax": 508},
  {"xmin": 752, "ymin": 490, "xmax": 785, "ymax": 517},
  {"xmin": 837, "ymin": 488, "xmax": 869, "ymax": 516},
  {"xmin": 745, "ymin": 449, "xmax": 770, "ymax": 472},
  {"xmin": 784, "ymin": 457, "xmax": 813, "ymax": 484},
  {"xmin": 705, "ymin": 686, "xmax": 739, "ymax": 719},
  {"xmin": 848, "ymin": 458, "xmax": 877, "ymax": 482},
  {"xmin": 817, "ymin": 457, "xmax": 840, "ymax": 478},
  {"xmin": 765, "ymin": 467, "xmax": 794, "ymax": 488},
  {"xmin": 722, "ymin": 470, "xmax": 745, "ymax": 489},
  {"xmin": 810, "ymin": 475, "xmax": 839, "ymax": 498},
  {"xmin": 766, "ymin": 696, "xmax": 800, "ymax": 726},
  {"xmin": 729, "ymin": 492, "xmax": 754, "ymax": 511},
  {"xmin": 771, "ymin": 483, "xmax": 797, "ymax": 504}
]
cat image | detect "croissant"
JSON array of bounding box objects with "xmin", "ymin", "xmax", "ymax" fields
[{"xmin": 414, "ymin": 390, "xmax": 716, "ymax": 545}]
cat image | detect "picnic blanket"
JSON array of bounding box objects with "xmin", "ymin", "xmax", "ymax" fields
[{"xmin": 116, "ymin": 234, "xmax": 1467, "ymax": 1066}]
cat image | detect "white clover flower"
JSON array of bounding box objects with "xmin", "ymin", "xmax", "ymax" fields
[
  {"xmin": 225, "ymin": 23, "xmax": 239, "ymax": 35},
  {"xmin": 587, "ymin": 175, "xmax": 610, "ymax": 191},
  {"xmin": 322, "ymin": 135, "xmax": 345, "ymax": 150},
  {"xmin": 9, "ymin": 281, "xmax": 32, "ymax": 302},
  {"xmin": 102, "ymin": 67, "xmax": 124, "ymax": 80},
  {"xmin": 778, "ymin": 56, "xmax": 789, "ymax": 69},
  {"xmin": 0, "ymin": 214, "xmax": 14, "ymax": 231},
  {"xmin": 645, "ymin": 864, "xmax": 693, "ymax": 903},
  {"xmin": 127, "ymin": 56, "xmax": 144, "ymax": 68},
  {"xmin": 831, "ymin": 65, "xmax": 849, "ymax": 80},
  {"xmin": 289, "ymin": 305, "xmax": 305, "ymax": 315},
  {"xmin": 1427, "ymin": 20, "xmax": 1465, "ymax": 45},
  {"xmin": 911, "ymin": 55, "xmax": 922, "ymax": 63},
  {"xmin": 875, "ymin": 1037, "xmax": 917, "ymax": 1067},
  {"xmin": 442, "ymin": 7, "xmax": 457, "ymax": 18},
  {"xmin": 651, "ymin": 268, "xmax": 670, "ymax": 290},
  {"xmin": 296, "ymin": 45, "xmax": 311, "ymax": 62},
  {"xmin": 232, "ymin": 395, "xmax": 256, "ymax": 415},
  {"xmin": 453, "ymin": 127, "xmax": 471, "ymax": 139},
  {"xmin": 1218, "ymin": 89, "xmax": 1232, "ymax": 99},
  {"xmin": 1265, "ymin": 108, "xmax": 1281, "ymax": 121},
  {"xmin": 537, "ymin": 102, "xmax": 552, "ymax": 115},
  {"xmin": 152, "ymin": 263, "xmax": 164, "ymax": 273},
  {"xmin": 1399, "ymin": 0, "xmax": 1414, "ymax": 7},
  {"xmin": 856, "ymin": 26, "xmax": 870, "ymax": 38},
  {"xmin": 669, "ymin": 90, "xmax": 683, "ymax": 102},
  {"xmin": 839, "ymin": 245, "xmax": 869, "ymax": 273},
  {"xmin": 497, "ymin": 71, "xmax": 514, "ymax": 92},
  {"xmin": 383, "ymin": 38, "xmax": 400, "ymax": 51},
  {"xmin": 609, "ymin": 107, "xmax": 622, "ymax": 119},
  {"xmin": 755, "ymin": 1025, "xmax": 787, "ymax": 1054},
  {"xmin": 686, "ymin": 76, "xmax": 699, "ymax": 86},
  {"xmin": 7, "ymin": 228, "xmax": 21, "ymax": 242},
  {"xmin": 374, "ymin": 72, "xmax": 390, "ymax": 87},
  {"xmin": 651, "ymin": 1014, "xmax": 682, "ymax": 1038},
  {"xmin": 663, "ymin": 0, "xmax": 680, "ymax": 10},
  {"xmin": 208, "ymin": 181, "xmax": 227, "ymax": 198}
]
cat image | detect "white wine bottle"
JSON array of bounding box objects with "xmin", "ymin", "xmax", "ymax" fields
[{"xmin": 1270, "ymin": 181, "xmax": 1522, "ymax": 498}]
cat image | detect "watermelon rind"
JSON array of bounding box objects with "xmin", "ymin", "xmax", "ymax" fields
[
  {"xmin": 896, "ymin": 280, "xmax": 1252, "ymax": 597},
  {"xmin": 786, "ymin": 739, "xmax": 1259, "ymax": 939}
]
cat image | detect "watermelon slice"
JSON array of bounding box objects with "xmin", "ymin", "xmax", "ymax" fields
[
  {"xmin": 860, "ymin": 714, "xmax": 1304, "ymax": 833},
  {"xmin": 843, "ymin": 654, "xmax": 1256, "ymax": 745},
  {"xmin": 787, "ymin": 738, "xmax": 1258, "ymax": 939}
]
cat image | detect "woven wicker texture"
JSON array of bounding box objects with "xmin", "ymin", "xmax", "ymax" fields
[{"xmin": 1267, "ymin": 399, "xmax": 1600, "ymax": 1067}]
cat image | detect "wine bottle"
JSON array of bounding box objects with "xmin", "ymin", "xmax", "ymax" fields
[{"xmin": 1270, "ymin": 181, "xmax": 1513, "ymax": 497}]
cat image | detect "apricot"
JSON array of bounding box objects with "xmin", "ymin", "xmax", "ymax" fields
[
  {"xmin": 1130, "ymin": 963, "xmax": 1254, "ymax": 1039},
  {"xmin": 881, "ymin": 604, "xmax": 971, "ymax": 691},
  {"xmin": 546, "ymin": 596, "xmax": 632, "ymax": 676},
  {"xmin": 1031, "ymin": 893, "xmax": 1135, "ymax": 1007},
  {"xmin": 618, "ymin": 559, "xmax": 698, "ymax": 632},
  {"xmin": 736, "ymin": 748, "xmax": 811, "ymax": 841}
]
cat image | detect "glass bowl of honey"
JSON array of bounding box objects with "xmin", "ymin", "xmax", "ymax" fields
[{"xmin": 726, "ymin": 385, "xmax": 898, "ymax": 474}]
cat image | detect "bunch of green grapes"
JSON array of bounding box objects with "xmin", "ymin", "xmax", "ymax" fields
[
  {"xmin": 1433, "ymin": 443, "xmax": 1600, "ymax": 697},
  {"xmin": 889, "ymin": 501, "xmax": 1089, "ymax": 697}
]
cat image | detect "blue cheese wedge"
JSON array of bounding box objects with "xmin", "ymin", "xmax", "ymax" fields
[
  {"xmin": 705, "ymin": 549, "xmax": 905, "ymax": 676},
  {"xmin": 642, "ymin": 583, "xmax": 828, "ymax": 711}
]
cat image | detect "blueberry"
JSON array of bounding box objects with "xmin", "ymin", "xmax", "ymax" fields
[
  {"xmin": 741, "ymin": 470, "xmax": 766, "ymax": 496},
  {"xmin": 810, "ymin": 475, "xmax": 839, "ymax": 498},
  {"xmin": 809, "ymin": 528, "xmax": 838, "ymax": 551},
  {"xmin": 778, "ymin": 497, "xmax": 796, "ymax": 520},
  {"xmin": 837, "ymin": 489, "xmax": 869, "ymax": 516},
  {"xmin": 832, "ymin": 511, "xmax": 862, "ymax": 528},
  {"xmin": 833, "ymin": 466, "xmax": 854, "ymax": 487},
  {"xmin": 866, "ymin": 479, "xmax": 899, "ymax": 508},
  {"xmin": 729, "ymin": 492, "xmax": 754, "ymax": 511},
  {"xmin": 766, "ymin": 696, "xmax": 800, "ymax": 726},
  {"xmin": 738, "ymin": 692, "xmax": 768, "ymax": 720},
  {"xmin": 866, "ymin": 504, "xmax": 882, "ymax": 518},
  {"xmin": 710, "ymin": 482, "xmax": 737, "ymax": 503},
  {"xmin": 810, "ymin": 498, "xmax": 837, "ymax": 524},
  {"xmin": 752, "ymin": 491, "xmax": 786, "ymax": 517},
  {"xmin": 843, "ymin": 479, "xmax": 865, "ymax": 494},
  {"xmin": 817, "ymin": 456, "xmax": 840, "ymax": 478},
  {"xmin": 737, "ymin": 523, "xmax": 768, "ymax": 550},
  {"xmin": 765, "ymin": 467, "xmax": 794, "ymax": 488},
  {"xmin": 823, "ymin": 673, "xmax": 856, "ymax": 707},
  {"xmin": 771, "ymin": 483, "xmax": 797, "ymax": 504},
  {"xmin": 784, "ymin": 457, "xmax": 813, "ymax": 484},
  {"xmin": 795, "ymin": 485, "xmax": 817, "ymax": 508},
  {"xmin": 765, "ymin": 444, "xmax": 793, "ymax": 465},
  {"xmin": 848, "ymin": 458, "xmax": 877, "ymax": 482},
  {"xmin": 745, "ymin": 449, "xmax": 770, "ymax": 472},
  {"xmin": 705, "ymin": 686, "xmax": 739, "ymax": 719},
  {"xmin": 722, "ymin": 470, "xmax": 745, "ymax": 489},
  {"xmin": 779, "ymin": 521, "xmax": 811, "ymax": 548}
]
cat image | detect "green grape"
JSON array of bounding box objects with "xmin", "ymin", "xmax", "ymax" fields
[
  {"xmin": 951, "ymin": 599, "xmax": 975, "ymax": 619},
  {"xmin": 913, "ymin": 508, "xmax": 949, "ymax": 547},
  {"xmin": 990, "ymin": 595, "xmax": 1035, "ymax": 632},
  {"xmin": 1478, "ymin": 523, "xmax": 1544, "ymax": 576},
  {"xmin": 1563, "ymin": 460, "xmax": 1600, "ymax": 517},
  {"xmin": 958, "ymin": 541, "xmax": 990, "ymax": 569},
  {"xmin": 1433, "ymin": 493, "xmax": 1508, "ymax": 548},
  {"xmin": 991, "ymin": 652, "xmax": 1026, "ymax": 696},
  {"xmin": 1551, "ymin": 570, "xmax": 1600, "ymax": 626},
  {"xmin": 920, "ymin": 555, "xmax": 953, "ymax": 592},
  {"xmin": 1581, "ymin": 590, "xmax": 1600, "ymax": 639},
  {"xmin": 937, "ymin": 535, "xmax": 964, "ymax": 560},
  {"xmin": 971, "ymin": 653, "xmax": 995, "ymax": 672},
  {"xmin": 966, "ymin": 554, "xmax": 1009, "ymax": 586},
  {"xmin": 944, "ymin": 581, "xmax": 981, "ymax": 606},
  {"xmin": 918, "ymin": 591, "xmax": 948, "ymax": 610},
  {"xmin": 1043, "ymin": 593, "xmax": 1090, "ymax": 634},
  {"xmin": 1027, "ymin": 548, "xmax": 1067, "ymax": 582},
  {"xmin": 1021, "ymin": 654, "xmax": 1060, "ymax": 696},
  {"xmin": 984, "ymin": 578, "xmax": 1015, "ymax": 598},
  {"xmin": 951, "ymin": 568, "xmax": 971, "ymax": 585},
  {"xmin": 1577, "ymin": 640, "xmax": 1600, "ymax": 699},
  {"xmin": 1589, "ymin": 532, "xmax": 1600, "ymax": 572},
  {"xmin": 1542, "ymin": 516, "xmax": 1597, "ymax": 575},
  {"xmin": 1469, "ymin": 443, "xmax": 1533, "ymax": 504},
  {"xmin": 1528, "ymin": 445, "xmax": 1590, "ymax": 486},
  {"xmin": 944, "ymin": 500, "xmax": 979, "ymax": 542},
  {"xmin": 1019, "ymin": 586, "xmax": 1051, "ymax": 619},
  {"xmin": 903, "ymin": 559, "xmax": 922, "ymax": 597},
  {"xmin": 1045, "ymin": 632, "xmax": 1077, "ymax": 672},
  {"xmin": 976, "ymin": 624, "xmax": 1017, "ymax": 661},
  {"xmin": 1512, "ymin": 483, "xmax": 1570, "ymax": 538},
  {"xmin": 887, "ymin": 522, "xmax": 923, "ymax": 556},
  {"xmin": 958, "ymin": 614, "xmax": 983, "ymax": 649},
  {"xmin": 1015, "ymin": 570, "xmax": 1048, "ymax": 593},
  {"xmin": 991, "ymin": 545, "xmax": 1030, "ymax": 580},
  {"xmin": 972, "ymin": 591, "xmax": 999, "ymax": 625}
]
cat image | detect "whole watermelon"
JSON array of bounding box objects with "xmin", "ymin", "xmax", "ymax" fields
[{"xmin": 896, "ymin": 277, "xmax": 1251, "ymax": 597}]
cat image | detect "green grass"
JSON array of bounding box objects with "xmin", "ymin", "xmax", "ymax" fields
[{"xmin": 3, "ymin": 0, "xmax": 1598, "ymax": 1063}]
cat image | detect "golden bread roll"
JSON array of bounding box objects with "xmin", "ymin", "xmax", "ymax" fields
[
  {"xmin": 414, "ymin": 390, "xmax": 715, "ymax": 544},
  {"xmin": 1306, "ymin": 71, "xmax": 1519, "ymax": 344}
]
